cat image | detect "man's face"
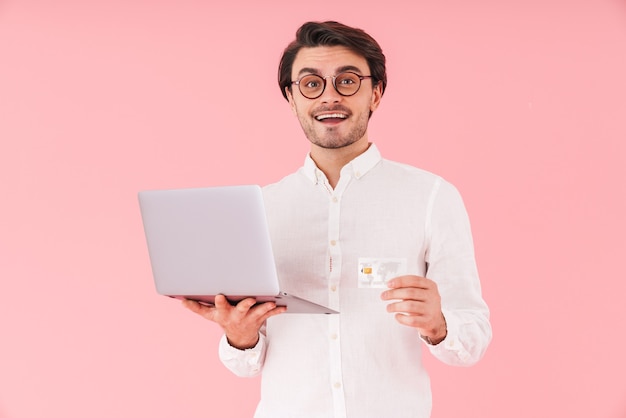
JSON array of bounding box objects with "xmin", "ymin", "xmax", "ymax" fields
[{"xmin": 286, "ymin": 46, "xmax": 382, "ymax": 150}]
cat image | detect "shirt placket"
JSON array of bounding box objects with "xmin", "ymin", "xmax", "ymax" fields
[{"xmin": 320, "ymin": 170, "xmax": 348, "ymax": 418}]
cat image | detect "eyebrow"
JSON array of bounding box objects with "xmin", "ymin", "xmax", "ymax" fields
[{"xmin": 296, "ymin": 65, "xmax": 366, "ymax": 78}]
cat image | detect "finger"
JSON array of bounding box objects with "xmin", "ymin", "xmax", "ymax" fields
[
  {"xmin": 249, "ymin": 301, "xmax": 276, "ymax": 315},
  {"xmin": 394, "ymin": 312, "xmax": 426, "ymax": 328},
  {"xmin": 263, "ymin": 305, "xmax": 287, "ymax": 319},
  {"xmin": 214, "ymin": 294, "xmax": 232, "ymax": 310},
  {"xmin": 381, "ymin": 287, "xmax": 427, "ymax": 301},
  {"xmin": 182, "ymin": 298, "xmax": 198, "ymax": 311},
  {"xmin": 243, "ymin": 303, "xmax": 285, "ymax": 324},
  {"xmin": 386, "ymin": 300, "xmax": 425, "ymax": 315},
  {"xmin": 234, "ymin": 298, "xmax": 258, "ymax": 314},
  {"xmin": 386, "ymin": 275, "xmax": 431, "ymax": 289},
  {"xmin": 182, "ymin": 299, "xmax": 216, "ymax": 318},
  {"xmin": 251, "ymin": 301, "xmax": 289, "ymax": 320},
  {"xmin": 182, "ymin": 299, "xmax": 205, "ymax": 313}
]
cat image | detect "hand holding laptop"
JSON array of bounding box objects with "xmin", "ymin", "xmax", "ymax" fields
[{"xmin": 183, "ymin": 295, "xmax": 286, "ymax": 350}]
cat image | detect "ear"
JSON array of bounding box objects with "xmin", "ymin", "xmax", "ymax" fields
[
  {"xmin": 285, "ymin": 87, "xmax": 298, "ymax": 116},
  {"xmin": 369, "ymin": 81, "xmax": 383, "ymax": 112}
]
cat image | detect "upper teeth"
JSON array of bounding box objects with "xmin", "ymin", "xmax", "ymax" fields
[{"xmin": 316, "ymin": 113, "xmax": 347, "ymax": 121}]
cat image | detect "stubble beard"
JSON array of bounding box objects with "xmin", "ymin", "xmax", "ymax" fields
[{"xmin": 298, "ymin": 111, "xmax": 369, "ymax": 150}]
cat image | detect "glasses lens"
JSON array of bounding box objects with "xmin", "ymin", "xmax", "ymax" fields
[
  {"xmin": 299, "ymin": 75, "xmax": 325, "ymax": 99},
  {"xmin": 335, "ymin": 72, "xmax": 361, "ymax": 96}
]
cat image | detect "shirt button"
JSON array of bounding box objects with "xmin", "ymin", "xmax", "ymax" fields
[
  {"xmin": 330, "ymin": 285, "xmax": 337, "ymax": 292},
  {"xmin": 330, "ymin": 333, "xmax": 338, "ymax": 340},
  {"xmin": 333, "ymin": 382, "xmax": 342, "ymax": 389},
  {"xmin": 332, "ymin": 196, "xmax": 338, "ymax": 203},
  {"xmin": 330, "ymin": 240, "xmax": 337, "ymax": 246}
]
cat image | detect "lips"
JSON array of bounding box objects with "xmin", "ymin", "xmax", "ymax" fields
[
  {"xmin": 313, "ymin": 105, "xmax": 351, "ymax": 123},
  {"xmin": 315, "ymin": 113, "xmax": 348, "ymax": 121}
]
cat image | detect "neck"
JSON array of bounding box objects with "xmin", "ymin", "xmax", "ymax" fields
[{"xmin": 310, "ymin": 138, "xmax": 370, "ymax": 189}]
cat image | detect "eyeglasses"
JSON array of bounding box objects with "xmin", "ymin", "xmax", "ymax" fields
[{"xmin": 291, "ymin": 71, "xmax": 373, "ymax": 99}]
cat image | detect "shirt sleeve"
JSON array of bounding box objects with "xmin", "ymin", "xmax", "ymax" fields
[
  {"xmin": 423, "ymin": 177, "xmax": 492, "ymax": 366},
  {"xmin": 218, "ymin": 328, "xmax": 267, "ymax": 377}
]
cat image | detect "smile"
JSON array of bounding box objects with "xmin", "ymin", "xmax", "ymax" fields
[{"xmin": 315, "ymin": 113, "xmax": 348, "ymax": 121}]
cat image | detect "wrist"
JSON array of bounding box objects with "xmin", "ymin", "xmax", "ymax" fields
[
  {"xmin": 420, "ymin": 314, "xmax": 447, "ymax": 346},
  {"xmin": 226, "ymin": 334, "xmax": 260, "ymax": 350}
]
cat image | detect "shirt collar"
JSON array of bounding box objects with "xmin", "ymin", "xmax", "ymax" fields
[{"xmin": 301, "ymin": 143, "xmax": 382, "ymax": 185}]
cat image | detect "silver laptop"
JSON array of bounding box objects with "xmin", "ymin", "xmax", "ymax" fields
[{"xmin": 138, "ymin": 185, "xmax": 337, "ymax": 314}]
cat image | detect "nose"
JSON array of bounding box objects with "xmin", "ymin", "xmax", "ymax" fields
[{"xmin": 319, "ymin": 76, "xmax": 343, "ymax": 103}]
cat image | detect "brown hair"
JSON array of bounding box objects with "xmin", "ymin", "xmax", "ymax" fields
[{"xmin": 278, "ymin": 21, "xmax": 387, "ymax": 101}]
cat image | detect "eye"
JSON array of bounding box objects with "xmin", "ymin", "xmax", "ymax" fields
[
  {"xmin": 337, "ymin": 77, "xmax": 356, "ymax": 85},
  {"xmin": 298, "ymin": 75, "xmax": 323, "ymax": 90},
  {"xmin": 305, "ymin": 80, "xmax": 321, "ymax": 88},
  {"xmin": 335, "ymin": 73, "xmax": 359, "ymax": 86}
]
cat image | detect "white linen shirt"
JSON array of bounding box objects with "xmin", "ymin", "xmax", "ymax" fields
[{"xmin": 218, "ymin": 144, "xmax": 491, "ymax": 418}]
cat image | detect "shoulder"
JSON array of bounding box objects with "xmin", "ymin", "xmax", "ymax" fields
[
  {"xmin": 262, "ymin": 170, "xmax": 303, "ymax": 193},
  {"xmin": 375, "ymin": 158, "xmax": 465, "ymax": 203},
  {"xmin": 261, "ymin": 168, "xmax": 314, "ymax": 206},
  {"xmin": 376, "ymin": 158, "xmax": 449, "ymax": 188},
  {"xmin": 379, "ymin": 158, "xmax": 439, "ymax": 179}
]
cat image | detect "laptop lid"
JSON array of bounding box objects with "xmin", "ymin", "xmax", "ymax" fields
[{"xmin": 138, "ymin": 185, "xmax": 337, "ymax": 314}]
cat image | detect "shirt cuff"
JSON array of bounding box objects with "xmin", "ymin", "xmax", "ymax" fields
[
  {"xmin": 218, "ymin": 333, "xmax": 266, "ymax": 374},
  {"xmin": 424, "ymin": 309, "xmax": 472, "ymax": 363}
]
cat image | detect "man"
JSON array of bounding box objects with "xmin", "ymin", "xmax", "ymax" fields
[{"xmin": 184, "ymin": 21, "xmax": 491, "ymax": 418}]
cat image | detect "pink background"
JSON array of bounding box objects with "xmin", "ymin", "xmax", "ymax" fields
[{"xmin": 1, "ymin": 1, "xmax": 625, "ymax": 417}]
